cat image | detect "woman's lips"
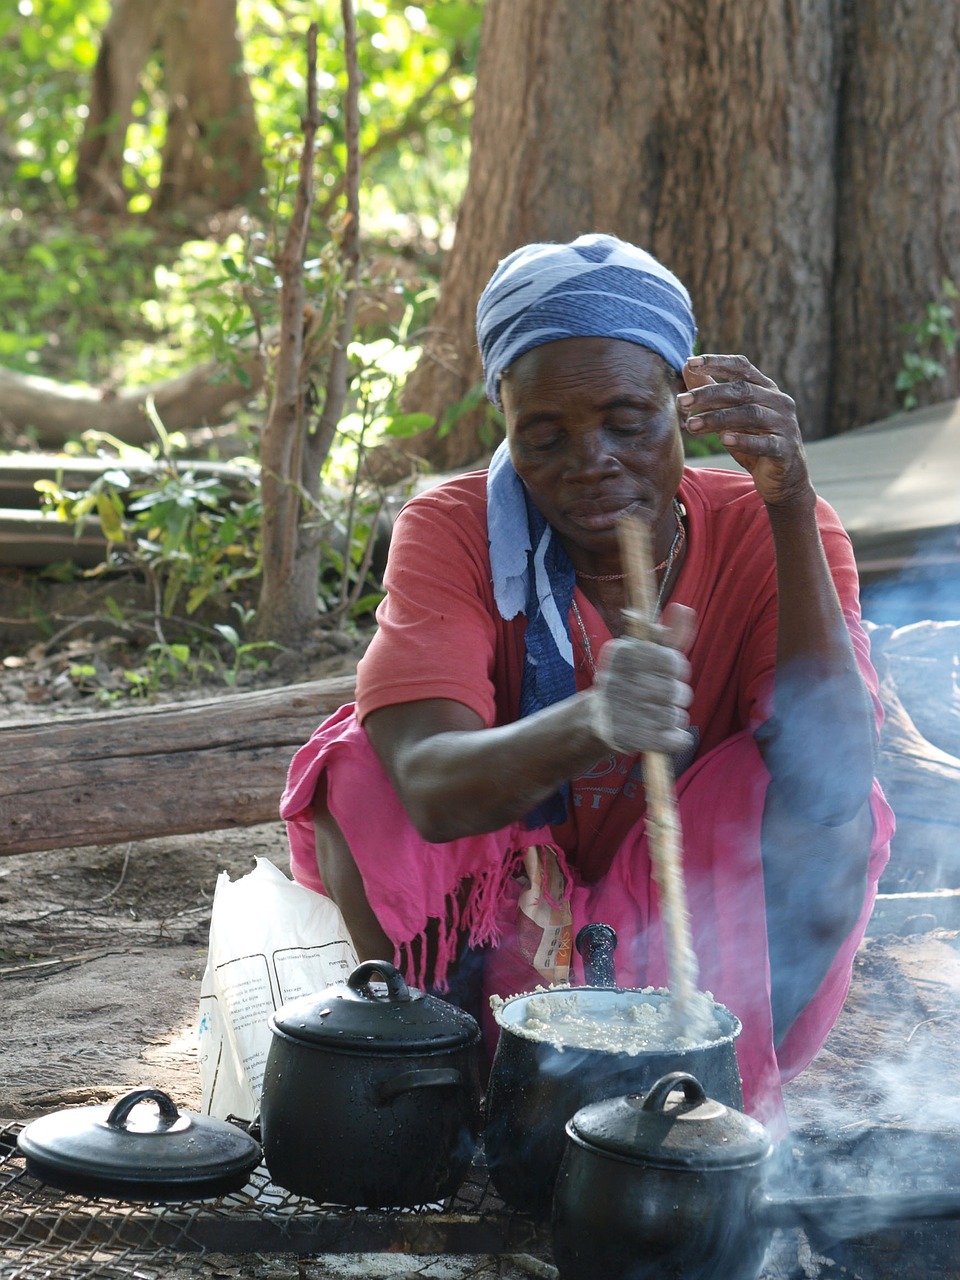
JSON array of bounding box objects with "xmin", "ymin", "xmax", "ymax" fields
[{"xmin": 564, "ymin": 497, "xmax": 645, "ymax": 530}]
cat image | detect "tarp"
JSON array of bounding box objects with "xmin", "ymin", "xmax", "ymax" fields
[{"xmin": 689, "ymin": 398, "xmax": 960, "ymax": 575}]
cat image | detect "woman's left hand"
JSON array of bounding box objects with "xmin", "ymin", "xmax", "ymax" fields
[{"xmin": 677, "ymin": 354, "xmax": 812, "ymax": 507}]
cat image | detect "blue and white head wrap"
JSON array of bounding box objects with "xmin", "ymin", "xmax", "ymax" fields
[
  {"xmin": 476, "ymin": 232, "xmax": 696, "ymax": 408},
  {"xmin": 479, "ymin": 234, "xmax": 696, "ymax": 827}
]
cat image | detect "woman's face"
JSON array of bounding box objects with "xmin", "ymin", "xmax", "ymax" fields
[{"xmin": 501, "ymin": 337, "xmax": 685, "ymax": 563}]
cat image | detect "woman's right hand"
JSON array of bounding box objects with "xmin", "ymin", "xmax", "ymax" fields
[{"xmin": 589, "ymin": 604, "xmax": 695, "ymax": 756}]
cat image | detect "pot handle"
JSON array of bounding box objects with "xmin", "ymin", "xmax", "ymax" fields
[
  {"xmin": 575, "ymin": 922, "xmax": 618, "ymax": 987},
  {"xmin": 375, "ymin": 1068, "xmax": 462, "ymax": 1104},
  {"xmin": 755, "ymin": 1189, "xmax": 960, "ymax": 1244},
  {"xmin": 641, "ymin": 1072, "xmax": 708, "ymax": 1116},
  {"xmin": 106, "ymin": 1088, "xmax": 181, "ymax": 1132},
  {"xmin": 347, "ymin": 960, "xmax": 411, "ymax": 1002}
]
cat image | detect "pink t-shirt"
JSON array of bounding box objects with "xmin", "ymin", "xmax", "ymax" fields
[{"xmin": 355, "ymin": 466, "xmax": 881, "ymax": 880}]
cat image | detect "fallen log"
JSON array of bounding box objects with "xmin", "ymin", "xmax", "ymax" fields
[
  {"xmin": 0, "ymin": 676, "xmax": 354, "ymax": 856},
  {"xmin": 0, "ymin": 354, "xmax": 264, "ymax": 449},
  {"xmin": 2, "ymin": 625, "xmax": 959, "ymax": 863}
]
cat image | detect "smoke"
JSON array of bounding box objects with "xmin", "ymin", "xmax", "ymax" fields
[{"xmin": 860, "ymin": 526, "xmax": 960, "ymax": 627}]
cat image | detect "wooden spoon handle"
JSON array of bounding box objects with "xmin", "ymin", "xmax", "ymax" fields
[{"xmin": 617, "ymin": 514, "xmax": 698, "ymax": 1009}]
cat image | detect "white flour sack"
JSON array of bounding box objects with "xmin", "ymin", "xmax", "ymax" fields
[{"xmin": 197, "ymin": 857, "xmax": 358, "ymax": 1121}]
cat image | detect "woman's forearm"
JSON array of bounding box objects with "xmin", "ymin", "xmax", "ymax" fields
[
  {"xmin": 371, "ymin": 695, "xmax": 605, "ymax": 842},
  {"xmin": 764, "ymin": 493, "xmax": 876, "ymax": 823}
]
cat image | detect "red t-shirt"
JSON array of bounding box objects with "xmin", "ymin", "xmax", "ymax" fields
[{"xmin": 355, "ymin": 466, "xmax": 878, "ymax": 881}]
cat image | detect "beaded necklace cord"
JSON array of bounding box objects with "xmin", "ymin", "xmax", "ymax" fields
[
  {"xmin": 571, "ymin": 500, "xmax": 686, "ymax": 677},
  {"xmin": 575, "ymin": 500, "xmax": 685, "ymax": 582}
]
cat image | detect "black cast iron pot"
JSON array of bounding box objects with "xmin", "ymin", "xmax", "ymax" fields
[
  {"xmin": 552, "ymin": 1072, "xmax": 960, "ymax": 1280},
  {"xmin": 483, "ymin": 925, "xmax": 743, "ymax": 1218},
  {"xmin": 259, "ymin": 959, "xmax": 482, "ymax": 1207}
]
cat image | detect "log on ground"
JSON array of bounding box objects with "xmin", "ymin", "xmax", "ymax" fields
[{"xmin": 0, "ymin": 676, "xmax": 355, "ymax": 856}]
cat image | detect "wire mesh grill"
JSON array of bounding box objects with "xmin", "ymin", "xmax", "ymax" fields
[
  {"xmin": 8, "ymin": 1119, "xmax": 960, "ymax": 1280},
  {"xmin": 0, "ymin": 1123, "xmax": 547, "ymax": 1280}
]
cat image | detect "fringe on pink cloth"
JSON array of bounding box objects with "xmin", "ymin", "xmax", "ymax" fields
[{"xmin": 280, "ymin": 705, "xmax": 893, "ymax": 1133}]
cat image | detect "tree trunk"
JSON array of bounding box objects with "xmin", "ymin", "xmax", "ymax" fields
[
  {"xmin": 829, "ymin": 0, "xmax": 960, "ymax": 434},
  {"xmin": 652, "ymin": 0, "xmax": 842, "ymax": 442},
  {"xmin": 402, "ymin": 0, "xmax": 958, "ymax": 469},
  {"xmin": 401, "ymin": 0, "xmax": 666, "ymax": 469},
  {"xmin": 152, "ymin": 0, "xmax": 264, "ymax": 215},
  {"xmin": 75, "ymin": 0, "xmax": 164, "ymax": 211}
]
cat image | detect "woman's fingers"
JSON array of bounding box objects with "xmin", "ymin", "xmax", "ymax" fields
[{"xmin": 678, "ymin": 353, "xmax": 810, "ymax": 505}]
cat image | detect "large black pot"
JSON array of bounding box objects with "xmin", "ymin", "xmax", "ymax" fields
[
  {"xmin": 483, "ymin": 926, "xmax": 742, "ymax": 1217},
  {"xmin": 259, "ymin": 959, "xmax": 482, "ymax": 1208},
  {"xmin": 552, "ymin": 1072, "xmax": 960, "ymax": 1280}
]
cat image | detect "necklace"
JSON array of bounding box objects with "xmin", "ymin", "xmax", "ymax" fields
[
  {"xmin": 572, "ymin": 502, "xmax": 686, "ymax": 678},
  {"xmin": 575, "ymin": 500, "xmax": 686, "ymax": 582}
]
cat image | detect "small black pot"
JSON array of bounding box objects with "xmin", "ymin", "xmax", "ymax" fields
[
  {"xmin": 483, "ymin": 927, "xmax": 742, "ymax": 1217},
  {"xmin": 552, "ymin": 1073, "xmax": 960, "ymax": 1280},
  {"xmin": 259, "ymin": 960, "xmax": 482, "ymax": 1208},
  {"xmin": 17, "ymin": 1088, "xmax": 262, "ymax": 1202}
]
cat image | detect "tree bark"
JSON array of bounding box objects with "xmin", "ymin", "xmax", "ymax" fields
[
  {"xmin": 829, "ymin": 0, "xmax": 960, "ymax": 434},
  {"xmin": 402, "ymin": 0, "xmax": 958, "ymax": 469},
  {"xmin": 75, "ymin": 0, "xmax": 165, "ymax": 211},
  {"xmin": 256, "ymin": 6, "xmax": 361, "ymax": 645},
  {"xmin": 152, "ymin": 0, "xmax": 264, "ymax": 214},
  {"xmin": 0, "ymin": 677, "xmax": 355, "ymax": 856},
  {"xmin": 0, "ymin": 357, "xmax": 264, "ymax": 448}
]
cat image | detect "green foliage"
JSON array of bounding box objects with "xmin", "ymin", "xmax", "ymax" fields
[
  {"xmin": 0, "ymin": 0, "xmax": 111, "ymax": 204},
  {"xmin": 316, "ymin": 326, "xmax": 433, "ymax": 622},
  {"xmin": 896, "ymin": 278, "xmax": 959, "ymax": 411},
  {"xmin": 0, "ymin": 0, "xmax": 479, "ymax": 385},
  {"xmin": 35, "ymin": 420, "xmax": 263, "ymax": 623},
  {"xmin": 0, "ymin": 221, "xmax": 163, "ymax": 377},
  {"xmin": 2, "ymin": 0, "xmax": 483, "ymax": 693}
]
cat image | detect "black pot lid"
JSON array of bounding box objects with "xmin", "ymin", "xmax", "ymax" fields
[
  {"xmin": 270, "ymin": 959, "xmax": 480, "ymax": 1053},
  {"xmin": 567, "ymin": 1072, "xmax": 773, "ymax": 1171},
  {"xmin": 17, "ymin": 1088, "xmax": 262, "ymax": 1200}
]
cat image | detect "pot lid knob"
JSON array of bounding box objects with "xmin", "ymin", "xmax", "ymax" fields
[
  {"xmin": 567, "ymin": 1071, "xmax": 773, "ymax": 1171},
  {"xmin": 270, "ymin": 960, "xmax": 480, "ymax": 1052}
]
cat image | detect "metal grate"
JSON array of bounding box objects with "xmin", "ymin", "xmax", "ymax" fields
[
  {"xmin": 0, "ymin": 1123, "xmax": 547, "ymax": 1280},
  {"xmin": 7, "ymin": 1120, "xmax": 960, "ymax": 1280}
]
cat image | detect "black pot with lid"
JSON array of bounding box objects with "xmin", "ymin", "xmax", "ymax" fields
[
  {"xmin": 259, "ymin": 959, "xmax": 482, "ymax": 1207},
  {"xmin": 552, "ymin": 1072, "xmax": 771, "ymax": 1280},
  {"xmin": 17, "ymin": 1087, "xmax": 262, "ymax": 1202},
  {"xmin": 552, "ymin": 1071, "xmax": 960, "ymax": 1280}
]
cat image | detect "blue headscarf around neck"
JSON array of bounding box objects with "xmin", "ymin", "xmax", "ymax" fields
[{"xmin": 480, "ymin": 235, "xmax": 696, "ymax": 826}]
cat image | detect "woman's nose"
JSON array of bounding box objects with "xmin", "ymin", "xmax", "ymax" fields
[{"xmin": 569, "ymin": 430, "xmax": 621, "ymax": 479}]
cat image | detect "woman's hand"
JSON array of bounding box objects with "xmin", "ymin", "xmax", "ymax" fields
[
  {"xmin": 678, "ymin": 354, "xmax": 812, "ymax": 507},
  {"xmin": 589, "ymin": 604, "xmax": 696, "ymax": 756}
]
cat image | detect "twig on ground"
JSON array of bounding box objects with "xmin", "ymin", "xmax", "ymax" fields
[
  {"xmin": 0, "ymin": 948, "xmax": 144, "ymax": 978},
  {"xmin": 907, "ymin": 1013, "xmax": 955, "ymax": 1042},
  {"xmin": 87, "ymin": 841, "xmax": 133, "ymax": 903}
]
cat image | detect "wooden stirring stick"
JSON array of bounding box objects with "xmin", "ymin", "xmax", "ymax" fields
[{"xmin": 617, "ymin": 514, "xmax": 699, "ymax": 1014}]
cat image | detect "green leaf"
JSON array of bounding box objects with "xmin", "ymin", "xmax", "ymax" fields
[
  {"xmin": 381, "ymin": 411, "xmax": 435, "ymax": 437},
  {"xmin": 214, "ymin": 623, "xmax": 241, "ymax": 647},
  {"xmin": 95, "ymin": 494, "xmax": 126, "ymax": 542}
]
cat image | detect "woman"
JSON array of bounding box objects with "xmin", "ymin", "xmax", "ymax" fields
[{"xmin": 282, "ymin": 233, "xmax": 893, "ymax": 1127}]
